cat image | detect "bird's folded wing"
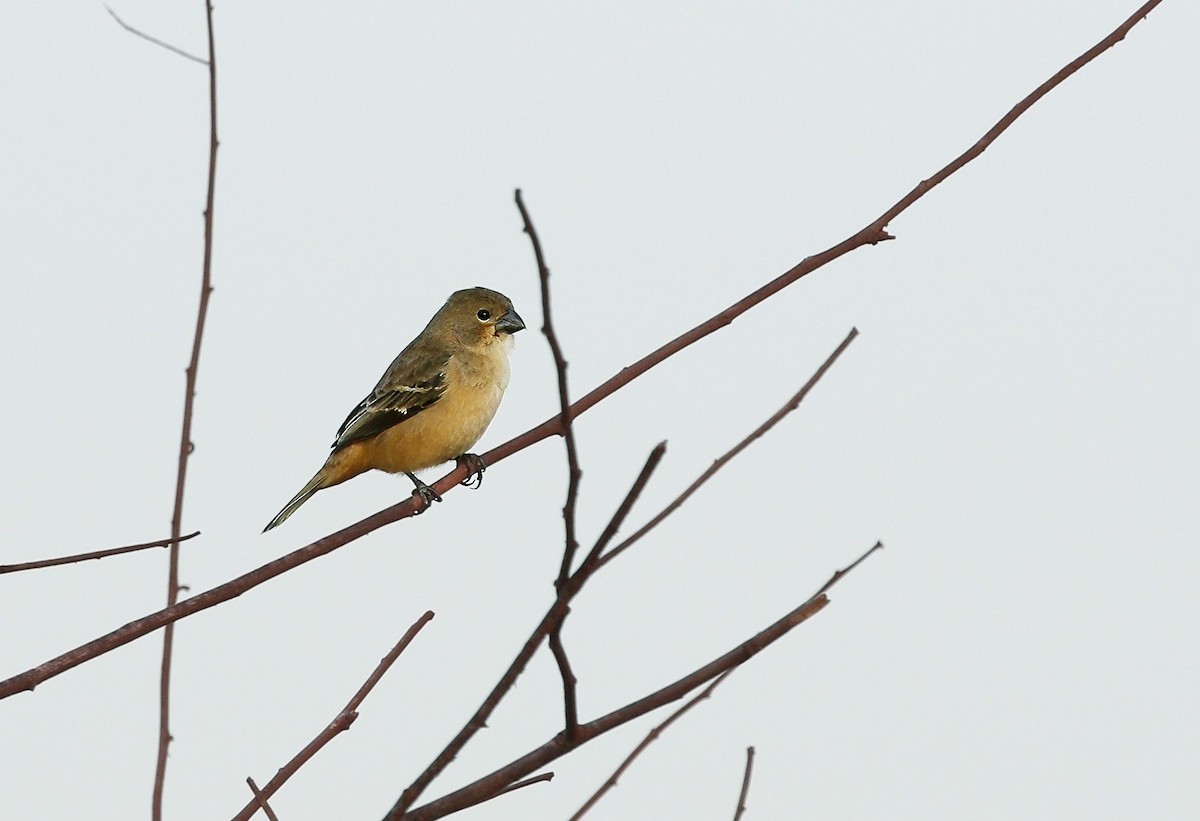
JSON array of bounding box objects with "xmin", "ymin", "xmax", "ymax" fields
[{"xmin": 331, "ymin": 369, "xmax": 447, "ymax": 450}]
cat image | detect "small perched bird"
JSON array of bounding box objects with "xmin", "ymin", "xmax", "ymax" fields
[{"xmin": 263, "ymin": 287, "xmax": 525, "ymax": 531}]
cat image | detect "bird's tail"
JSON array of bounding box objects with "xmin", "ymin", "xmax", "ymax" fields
[{"xmin": 263, "ymin": 471, "xmax": 325, "ymax": 532}]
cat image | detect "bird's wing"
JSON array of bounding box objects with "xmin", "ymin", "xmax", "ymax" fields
[{"xmin": 331, "ymin": 348, "xmax": 450, "ymax": 450}]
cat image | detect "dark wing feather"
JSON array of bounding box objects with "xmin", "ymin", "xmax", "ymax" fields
[{"xmin": 332, "ymin": 370, "xmax": 447, "ymax": 451}]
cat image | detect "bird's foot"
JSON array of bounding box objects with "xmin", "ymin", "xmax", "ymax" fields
[
  {"xmin": 458, "ymin": 453, "xmax": 487, "ymax": 489},
  {"xmin": 406, "ymin": 473, "xmax": 442, "ymax": 512}
]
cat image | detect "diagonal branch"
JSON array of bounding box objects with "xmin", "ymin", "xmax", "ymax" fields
[
  {"xmin": 580, "ymin": 442, "xmax": 668, "ymax": 571},
  {"xmin": 0, "ymin": 1, "xmax": 1159, "ymax": 701},
  {"xmin": 105, "ymin": 5, "xmax": 208, "ymax": 65},
  {"xmin": 399, "ymin": 541, "xmax": 882, "ymax": 821},
  {"xmin": 569, "ymin": 671, "xmax": 731, "ymax": 820},
  {"xmin": 0, "ymin": 532, "xmax": 199, "ymax": 574},
  {"xmin": 384, "ymin": 335, "xmax": 854, "ymax": 817},
  {"xmin": 232, "ymin": 612, "xmax": 434, "ymax": 821},
  {"xmin": 599, "ymin": 327, "xmax": 858, "ymax": 569},
  {"xmin": 152, "ymin": 2, "xmax": 219, "ymax": 817},
  {"xmin": 244, "ymin": 778, "xmax": 280, "ymax": 821}
]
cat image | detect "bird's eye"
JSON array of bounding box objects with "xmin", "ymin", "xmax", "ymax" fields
[{"xmin": 476, "ymin": 309, "xmax": 491, "ymax": 322}]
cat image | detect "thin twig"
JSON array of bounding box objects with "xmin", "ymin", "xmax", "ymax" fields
[
  {"xmin": 479, "ymin": 0, "xmax": 1165, "ymax": 470},
  {"xmin": 599, "ymin": 327, "xmax": 858, "ymax": 569},
  {"xmin": 385, "ymin": 334, "xmax": 856, "ymax": 818},
  {"xmin": 580, "ymin": 442, "xmax": 667, "ymax": 571},
  {"xmin": 516, "ymin": 188, "xmax": 583, "ymax": 738},
  {"xmin": 152, "ymin": 2, "xmax": 219, "ymax": 817},
  {"xmin": 245, "ymin": 778, "xmax": 280, "ymax": 821},
  {"xmin": 0, "ymin": 532, "xmax": 199, "ymax": 574},
  {"xmin": 231, "ymin": 612, "xmax": 434, "ymax": 821},
  {"xmin": 733, "ymin": 746, "xmax": 756, "ymax": 821},
  {"xmin": 400, "ymin": 540, "xmax": 882, "ymax": 821},
  {"xmin": 489, "ymin": 771, "xmax": 555, "ymax": 800},
  {"xmin": 0, "ymin": 1, "xmax": 1158, "ymax": 701},
  {"xmin": 570, "ymin": 671, "xmax": 732, "ymax": 820},
  {"xmin": 105, "ymin": 5, "xmax": 208, "ymax": 65},
  {"xmin": 516, "ymin": 189, "xmax": 583, "ymax": 588}
]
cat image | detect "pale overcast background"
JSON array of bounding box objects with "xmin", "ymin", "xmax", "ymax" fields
[{"xmin": 2, "ymin": 2, "xmax": 1198, "ymax": 819}]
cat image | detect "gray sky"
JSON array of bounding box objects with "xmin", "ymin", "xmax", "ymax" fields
[{"xmin": 2, "ymin": 2, "xmax": 1198, "ymax": 819}]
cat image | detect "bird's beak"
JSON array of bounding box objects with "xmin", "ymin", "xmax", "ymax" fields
[{"xmin": 495, "ymin": 308, "xmax": 526, "ymax": 335}]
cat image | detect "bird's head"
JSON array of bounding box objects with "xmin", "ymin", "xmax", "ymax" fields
[{"xmin": 442, "ymin": 287, "xmax": 526, "ymax": 346}]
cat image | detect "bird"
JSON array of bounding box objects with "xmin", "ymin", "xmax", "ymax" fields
[{"xmin": 263, "ymin": 286, "xmax": 525, "ymax": 531}]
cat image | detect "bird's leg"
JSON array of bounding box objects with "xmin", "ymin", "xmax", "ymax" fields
[
  {"xmin": 404, "ymin": 471, "xmax": 442, "ymax": 510},
  {"xmin": 457, "ymin": 453, "xmax": 486, "ymax": 489}
]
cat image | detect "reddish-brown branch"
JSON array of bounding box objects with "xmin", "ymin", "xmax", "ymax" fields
[
  {"xmin": 151, "ymin": 2, "xmax": 219, "ymax": 817},
  {"xmin": 516, "ymin": 188, "xmax": 583, "ymax": 738},
  {"xmin": 515, "ymin": 189, "xmax": 583, "ymax": 587},
  {"xmin": 244, "ymin": 778, "xmax": 280, "ymax": 821},
  {"xmin": 384, "ymin": 339, "xmax": 853, "ymax": 817},
  {"xmin": 599, "ymin": 327, "xmax": 858, "ymax": 569},
  {"xmin": 579, "ymin": 442, "xmax": 667, "ymax": 571},
  {"xmin": 0, "ymin": 532, "xmax": 199, "ymax": 575},
  {"xmin": 0, "ymin": 1, "xmax": 1157, "ymax": 700},
  {"xmin": 398, "ymin": 540, "xmax": 883, "ymax": 821},
  {"xmin": 490, "ymin": 771, "xmax": 555, "ymax": 799},
  {"xmin": 732, "ymin": 746, "xmax": 756, "ymax": 821},
  {"xmin": 569, "ymin": 671, "xmax": 731, "ymax": 820},
  {"xmin": 232, "ymin": 612, "xmax": 434, "ymax": 821}
]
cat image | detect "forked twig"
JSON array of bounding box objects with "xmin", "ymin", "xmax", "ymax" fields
[
  {"xmin": 386, "ymin": 334, "xmax": 855, "ymax": 818},
  {"xmin": 0, "ymin": 0, "xmax": 1159, "ymax": 702},
  {"xmin": 231, "ymin": 612, "xmax": 434, "ymax": 821},
  {"xmin": 570, "ymin": 671, "xmax": 732, "ymax": 820},
  {"xmin": 598, "ymin": 327, "xmax": 859, "ymax": 569},
  {"xmin": 400, "ymin": 541, "xmax": 882, "ymax": 821},
  {"xmin": 105, "ymin": 5, "xmax": 208, "ymax": 64}
]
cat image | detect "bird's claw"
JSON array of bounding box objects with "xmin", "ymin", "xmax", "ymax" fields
[
  {"xmin": 410, "ymin": 482, "xmax": 442, "ymax": 513},
  {"xmin": 458, "ymin": 453, "xmax": 487, "ymax": 489}
]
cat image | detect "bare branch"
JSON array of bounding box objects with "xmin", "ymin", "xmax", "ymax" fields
[
  {"xmin": 570, "ymin": 671, "xmax": 731, "ymax": 820},
  {"xmin": 0, "ymin": 532, "xmax": 199, "ymax": 574},
  {"xmin": 245, "ymin": 778, "xmax": 280, "ymax": 821},
  {"xmin": 399, "ymin": 537, "xmax": 884, "ymax": 821},
  {"xmin": 105, "ymin": 5, "xmax": 208, "ymax": 65},
  {"xmin": 231, "ymin": 612, "xmax": 434, "ymax": 821},
  {"xmin": 489, "ymin": 772, "xmax": 555, "ymax": 800},
  {"xmin": 386, "ymin": 333, "xmax": 857, "ymax": 816},
  {"xmin": 0, "ymin": 0, "xmax": 1158, "ymax": 700},
  {"xmin": 580, "ymin": 442, "xmax": 667, "ymax": 571},
  {"xmin": 515, "ymin": 188, "xmax": 584, "ymax": 737},
  {"xmin": 479, "ymin": 0, "xmax": 1166, "ymax": 469},
  {"xmin": 599, "ymin": 327, "xmax": 858, "ymax": 569},
  {"xmin": 515, "ymin": 189, "xmax": 583, "ymax": 585},
  {"xmin": 153, "ymin": 2, "xmax": 219, "ymax": 815},
  {"xmin": 733, "ymin": 746, "xmax": 756, "ymax": 821}
]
